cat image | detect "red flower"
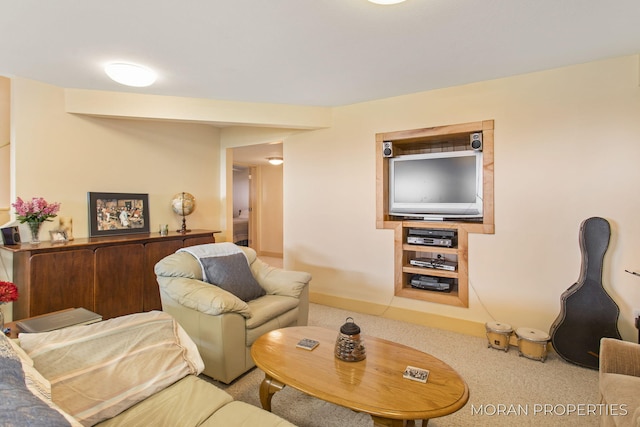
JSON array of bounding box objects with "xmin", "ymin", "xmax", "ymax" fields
[{"xmin": 0, "ymin": 281, "xmax": 18, "ymax": 303}]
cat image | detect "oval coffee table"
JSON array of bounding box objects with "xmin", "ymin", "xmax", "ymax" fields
[{"xmin": 251, "ymin": 326, "xmax": 469, "ymax": 427}]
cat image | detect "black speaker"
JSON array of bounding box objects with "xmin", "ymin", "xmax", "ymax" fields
[
  {"xmin": 1, "ymin": 226, "xmax": 21, "ymax": 245},
  {"xmin": 470, "ymin": 133, "xmax": 483, "ymax": 151},
  {"xmin": 382, "ymin": 141, "xmax": 393, "ymax": 158}
]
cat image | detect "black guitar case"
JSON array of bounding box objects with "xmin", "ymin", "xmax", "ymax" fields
[{"xmin": 549, "ymin": 217, "xmax": 621, "ymax": 370}]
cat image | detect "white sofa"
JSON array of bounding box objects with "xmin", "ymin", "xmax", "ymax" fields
[{"xmin": 1, "ymin": 311, "xmax": 295, "ymax": 426}]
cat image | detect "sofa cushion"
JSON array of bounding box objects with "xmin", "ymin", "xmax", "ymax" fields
[
  {"xmin": 245, "ymin": 295, "xmax": 299, "ymax": 330},
  {"xmin": 201, "ymin": 401, "xmax": 296, "ymax": 427},
  {"xmin": 246, "ymin": 307, "xmax": 300, "ymax": 346},
  {"xmin": 95, "ymin": 375, "xmax": 233, "ymax": 427},
  {"xmin": 19, "ymin": 311, "xmax": 204, "ymax": 426},
  {"xmin": 600, "ymin": 372, "xmax": 640, "ymax": 427},
  {"xmin": 202, "ymin": 252, "xmax": 266, "ymax": 302}
]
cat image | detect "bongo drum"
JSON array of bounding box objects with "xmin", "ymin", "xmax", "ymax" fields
[
  {"xmin": 485, "ymin": 321, "xmax": 512, "ymax": 352},
  {"xmin": 516, "ymin": 327, "xmax": 550, "ymax": 362}
]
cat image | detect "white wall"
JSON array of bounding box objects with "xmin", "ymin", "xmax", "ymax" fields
[{"xmin": 284, "ymin": 55, "xmax": 640, "ymax": 340}]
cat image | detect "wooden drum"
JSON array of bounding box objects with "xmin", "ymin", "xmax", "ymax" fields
[
  {"xmin": 516, "ymin": 327, "xmax": 550, "ymax": 362},
  {"xmin": 485, "ymin": 321, "xmax": 512, "ymax": 352}
]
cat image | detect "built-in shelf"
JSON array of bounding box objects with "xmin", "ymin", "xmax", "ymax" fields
[{"xmin": 376, "ymin": 120, "xmax": 495, "ymax": 307}]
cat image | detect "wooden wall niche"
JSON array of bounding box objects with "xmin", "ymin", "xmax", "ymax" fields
[{"xmin": 376, "ymin": 120, "xmax": 495, "ymax": 307}]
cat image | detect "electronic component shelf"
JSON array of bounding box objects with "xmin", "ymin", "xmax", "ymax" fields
[{"xmin": 376, "ymin": 120, "xmax": 494, "ymax": 307}]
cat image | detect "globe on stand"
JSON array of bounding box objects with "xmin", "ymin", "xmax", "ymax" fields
[{"xmin": 171, "ymin": 192, "xmax": 196, "ymax": 234}]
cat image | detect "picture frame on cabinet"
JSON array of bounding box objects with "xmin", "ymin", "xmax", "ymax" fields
[
  {"xmin": 88, "ymin": 192, "xmax": 150, "ymax": 237},
  {"xmin": 49, "ymin": 229, "xmax": 68, "ymax": 243}
]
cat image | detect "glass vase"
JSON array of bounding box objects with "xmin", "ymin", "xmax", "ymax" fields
[
  {"xmin": 28, "ymin": 221, "xmax": 42, "ymax": 244},
  {"xmin": 0, "ymin": 307, "xmax": 4, "ymax": 334}
]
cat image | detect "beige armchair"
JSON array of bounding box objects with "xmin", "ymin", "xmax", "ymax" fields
[
  {"xmin": 155, "ymin": 244, "xmax": 311, "ymax": 384},
  {"xmin": 599, "ymin": 338, "xmax": 640, "ymax": 426}
]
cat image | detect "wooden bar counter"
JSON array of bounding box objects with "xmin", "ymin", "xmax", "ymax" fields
[{"xmin": 0, "ymin": 229, "xmax": 219, "ymax": 321}]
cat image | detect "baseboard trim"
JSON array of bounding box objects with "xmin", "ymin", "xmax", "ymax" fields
[{"xmin": 309, "ymin": 292, "xmax": 487, "ymax": 339}]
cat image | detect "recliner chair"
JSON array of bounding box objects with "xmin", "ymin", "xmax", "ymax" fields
[{"xmin": 155, "ymin": 244, "xmax": 311, "ymax": 384}]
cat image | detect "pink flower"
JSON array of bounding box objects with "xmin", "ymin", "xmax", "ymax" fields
[{"xmin": 12, "ymin": 197, "xmax": 61, "ymax": 224}]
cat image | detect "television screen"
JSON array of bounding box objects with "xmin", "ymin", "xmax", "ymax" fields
[
  {"xmin": 389, "ymin": 150, "xmax": 483, "ymax": 219},
  {"xmin": 393, "ymin": 156, "xmax": 476, "ymax": 204}
]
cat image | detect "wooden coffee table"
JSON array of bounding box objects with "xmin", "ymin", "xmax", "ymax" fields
[{"xmin": 251, "ymin": 326, "xmax": 469, "ymax": 427}]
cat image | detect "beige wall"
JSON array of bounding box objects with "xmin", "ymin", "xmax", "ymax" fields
[
  {"xmin": 258, "ymin": 163, "xmax": 283, "ymax": 256},
  {"xmin": 10, "ymin": 78, "xmax": 222, "ymax": 240},
  {"xmin": 0, "ymin": 75, "xmax": 11, "ymax": 317},
  {"xmin": 284, "ymin": 55, "xmax": 640, "ymax": 340},
  {"xmin": 0, "ymin": 76, "xmax": 9, "ymax": 212},
  {"xmin": 3, "ymin": 56, "xmax": 640, "ymax": 340}
]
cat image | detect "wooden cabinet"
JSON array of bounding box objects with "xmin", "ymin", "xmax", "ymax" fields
[
  {"xmin": 95, "ymin": 243, "xmax": 145, "ymax": 319},
  {"xmin": 143, "ymin": 240, "xmax": 183, "ymax": 311},
  {"xmin": 29, "ymin": 250, "xmax": 94, "ymax": 315},
  {"xmin": 376, "ymin": 120, "xmax": 494, "ymax": 307},
  {"xmin": 2, "ymin": 230, "xmax": 219, "ymax": 320}
]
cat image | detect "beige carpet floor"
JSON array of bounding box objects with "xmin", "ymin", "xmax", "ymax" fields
[{"xmin": 205, "ymin": 303, "xmax": 602, "ymax": 426}]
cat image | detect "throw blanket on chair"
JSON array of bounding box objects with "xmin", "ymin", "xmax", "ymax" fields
[{"xmin": 177, "ymin": 242, "xmax": 244, "ymax": 283}]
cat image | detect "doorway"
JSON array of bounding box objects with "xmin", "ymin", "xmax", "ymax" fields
[
  {"xmin": 229, "ymin": 142, "xmax": 283, "ymax": 259},
  {"xmin": 231, "ymin": 165, "xmax": 255, "ymax": 247}
]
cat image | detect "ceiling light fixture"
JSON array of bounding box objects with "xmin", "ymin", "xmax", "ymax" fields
[
  {"xmin": 368, "ymin": 0, "xmax": 407, "ymax": 4},
  {"xmin": 104, "ymin": 62, "xmax": 157, "ymax": 87},
  {"xmin": 267, "ymin": 157, "xmax": 284, "ymax": 165}
]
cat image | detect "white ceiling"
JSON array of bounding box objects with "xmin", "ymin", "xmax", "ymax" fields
[
  {"xmin": 2, "ymin": 1, "xmax": 639, "ymax": 108},
  {"xmin": 232, "ymin": 141, "xmax": 283, "ymax": 166}
]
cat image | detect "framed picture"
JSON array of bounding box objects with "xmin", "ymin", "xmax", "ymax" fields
[
  {"xmin": 49, "ymin": 229, "xmax": 68, "ymax": 243},
  {"xmin": 88, "ymin": 192, "xmax": 150, "ymax": 237}
]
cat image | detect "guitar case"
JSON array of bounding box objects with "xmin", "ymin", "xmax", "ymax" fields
[{"xmin": 549, "ymin": 217, "xmax": 621, "ymax": 370}]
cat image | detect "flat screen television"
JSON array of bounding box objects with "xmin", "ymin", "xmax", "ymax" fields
[{"xmin": 388, "ymin": 150, "xmax": 483, "ymax": 220}]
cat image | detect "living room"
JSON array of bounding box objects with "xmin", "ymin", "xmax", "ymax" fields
[
  {"xmin": 2, "ymin": 53, "xmax": 640, "ymax": 342},
  {"xmin": 1, "ymin": 3, "xmax": 640, "ymax": 424}
]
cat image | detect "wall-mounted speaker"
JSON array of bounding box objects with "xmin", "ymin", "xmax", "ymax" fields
[
  {"xmin": 382, "ymin": 141, "xmax": 393, "ymax": 158},
  {"xmin": 1, "ymin": 226, "xmax": 21, "ymax": 245},
  {"xmin": 470, "ymin": 133, "xmax": 483, "ymax": 151}
]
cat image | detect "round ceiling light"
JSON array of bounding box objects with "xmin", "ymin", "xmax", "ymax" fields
[
  {"xmin": 368, "ymin": 0, "xmax": 406, "ymax": 4},
  {"xmin": 104, "ymin": 62, "xmax": 157, "ymax": 87},
  {"xmin": 267, "ymin": 157, "xmax": 284, "ymax": 165}
]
